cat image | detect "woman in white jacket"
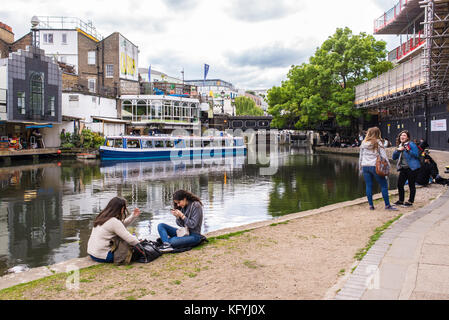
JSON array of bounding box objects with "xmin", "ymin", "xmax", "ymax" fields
[
  {"xmin": 87, "ymin": 197, "xmax": 141, "ymax": 263},
  {"xmin": 359, "ymin": 127, "xmax": 398, "ymax": 211}
]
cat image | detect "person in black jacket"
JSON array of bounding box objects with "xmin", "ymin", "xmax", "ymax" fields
[{"xmin": 416, "ymin": 155, "xmax": 439, "ymax": 186}]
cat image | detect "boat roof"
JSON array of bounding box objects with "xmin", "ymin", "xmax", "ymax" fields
[{"xmin": 105, "ymin": 135, "xmax": 243, "ymax": 140}]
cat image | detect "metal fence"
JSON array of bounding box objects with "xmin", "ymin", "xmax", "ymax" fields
[
  {"xmin": 36, "ymin": 16, "xmax": 103, "ymax": 40},
  {"xmin": 355, "ymin": 53, "xmax": 425, "ymax": 106},
  {"xmin": 374, "ymin": 0, "xmax": 409, "ymax": 33}
]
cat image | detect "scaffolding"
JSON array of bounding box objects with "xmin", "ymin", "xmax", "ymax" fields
[
  {"xmin": 34, "ymin": 16, "xmax": 103, "ymax": 41},
  {"xmin": 356, "ymin": 0, "xmax": 449, "ymax": 108}
]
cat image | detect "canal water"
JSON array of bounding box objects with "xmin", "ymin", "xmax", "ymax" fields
[{"xmin": 0, "ymin": 146, "xmax": 398, "ymax": 275}]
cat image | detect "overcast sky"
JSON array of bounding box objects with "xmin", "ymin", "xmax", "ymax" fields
[{"xmin": 1, "ymin": 0, "xmax": 400, "ymax": 90}]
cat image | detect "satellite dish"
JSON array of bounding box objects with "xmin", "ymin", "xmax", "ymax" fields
[{"xmin": 31, "ymin": 16, "xmax": 39, "ymax": 28}]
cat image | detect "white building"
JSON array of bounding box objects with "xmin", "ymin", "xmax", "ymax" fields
[
  {"xmin": 138, "ymin": 67, "xmax": 183, "ymax": 84},
  {"xmin": 33, "ymin": 16, "xmax": 103, "ymax": 74},
  {"xmin": 184, "ymin": 79, "xmax": 238, "ymax": 115}
]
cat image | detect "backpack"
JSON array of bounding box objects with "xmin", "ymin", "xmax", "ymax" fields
[{"xmin": 132, "ymin": 240, "xmax": 162, "ymax": 263}]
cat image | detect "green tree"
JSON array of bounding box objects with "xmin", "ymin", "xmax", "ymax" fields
[
  {"xmin": 267, "ymin": 27, "xmax": 393, "ymax": 131},
  {"xmin": 234, "ymin": 96, "xmax": 264, "ymax": 116}
]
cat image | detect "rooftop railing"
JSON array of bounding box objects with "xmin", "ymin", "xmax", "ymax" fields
[
  {"xmin": 355, "ymin": 53, "xmax": 425, "ymax": 106},
  {"xmin": 374, "ymin": 0, "xmax": 408, "ymax": 33},
  {"xmin": 35, "ymin": 16, "xmax": 103, "ymax": 40}
]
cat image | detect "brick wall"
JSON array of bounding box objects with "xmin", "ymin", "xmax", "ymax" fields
[
  {"xmin": 11, "ymin": 33, "xmax": 31, "ymax": 52},
  {"xmin": 0, "ymin": 25, "xmax": 14, "ymax": 44},
  {"xmin": 0, "ymin": 38, "xmax": 8, "ymax": 59},
  {"xmin": 62, "ymin": 73, "xmax": 79, "ymax": 90},
  {"xmin": 100, "ymin": 32, "xmax": 119, "ymax": 89},
  {"xmin": 77, "ymin": 31, "xmax": 99, "ymax": 92}
]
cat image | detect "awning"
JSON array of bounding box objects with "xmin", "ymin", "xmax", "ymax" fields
[
  {"xmin": 25, "ymin": 124, "xmax": 53, "ymax": 129},
  {"xmin": 92, "ymin": 116, "xmax": 130, "ymax": 124}
]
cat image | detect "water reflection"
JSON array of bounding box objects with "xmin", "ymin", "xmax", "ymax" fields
[{"xmin": 0, "ymin": 146, "xmax": 397, "ymax": 275}]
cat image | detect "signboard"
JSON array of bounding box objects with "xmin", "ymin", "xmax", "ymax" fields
[
  {"xmin": 431, "ymin": 119, "xmax": 447, "ymax": 132},
  {"xmin": 119, "ymin": 34, "xmax": 139, "ymax": 81}
]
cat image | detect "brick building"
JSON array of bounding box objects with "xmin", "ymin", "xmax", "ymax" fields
[{"xmin": 0, "ymin": 22, "xmax": 32, "ymax": 60}]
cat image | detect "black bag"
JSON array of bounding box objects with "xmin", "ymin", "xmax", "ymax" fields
[{"xmin": 132, "ymin": 240, "xmax": 162, "ymax": 263}]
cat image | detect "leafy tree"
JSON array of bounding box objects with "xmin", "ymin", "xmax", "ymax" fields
[
  {"xmin": 234, "ymin": 96, "xmax": 264, "ymax": 116},
  {"xmin": 267, "ymin": 27, "xmax": 393, "ymax": 131}
]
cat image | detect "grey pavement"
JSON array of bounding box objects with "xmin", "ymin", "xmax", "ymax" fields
[{"xmin": 335, "ymin": 187, "xmax": 449, "ymax": 300}]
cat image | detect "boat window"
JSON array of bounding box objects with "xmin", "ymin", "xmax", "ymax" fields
[
  {"xmin": 166, "ymin": 140, "xmax": 174, "ymax": 148},
  {"xmin": 115, "ymin": 139, "xmax": 123, "ymax": 148},
  {"xmin": 154, "ymin": 140, "xmax": 165, "ymax": 148},
  {"xmin": 106, "ymin": 139, "xmax": 114, "ymax": 147},
  {"xmin": 225, "ymin": 139, "xmax": 234, "ymax": 147},
  {"xmin": 142, "ymin": 140, "xmax": 153, "ymax": 148},
  {"xmin": 202, "ymin": 140, "xmax": 211, "ymax": 147},
  {"xmin": 193, "ymin": 139, "xmax": 202, "ymax": 148},
  {"xmin": 174, "ymin": 139, "xmax": 185, "ymax": 148},
  {"xmin": 127, "ymin": 139, "xmax": 141, "ymax": 149},
  {"xmin": 234, "ymin": 139, "xmax": 243, "ymax": 146}
]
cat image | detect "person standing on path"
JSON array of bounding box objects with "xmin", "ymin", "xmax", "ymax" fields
[
  {"xmin": 359, "ymin": 127, "xmax": 398, "ymax": 211},
  {"xmin": 392, "ymin": 130, "xmax": 421, "ymax": 207}
]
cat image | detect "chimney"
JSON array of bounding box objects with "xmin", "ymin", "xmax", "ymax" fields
[{"xmin": 0, "ymin": 22, "xmax": 14, "ymax": 43}]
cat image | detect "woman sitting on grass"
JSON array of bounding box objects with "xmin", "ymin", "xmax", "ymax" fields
[
  {"xmin": 157, "ymin": 190, "xmax": 204, "ymax": 253},
  {"xmin": 87, "ymin": 197, "xmax": 141, "ymax": 263}
]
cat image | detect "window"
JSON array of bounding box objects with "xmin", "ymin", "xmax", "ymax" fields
[
  {"xmin": 17, "ymin": 92, "xmax": 25, "ymax": 115},
  {"xmin": 62, "ymin": 33, "xmax": 67, "ymax": 44},
  {"xmin": 88, "ymin": 78, "xmax": 96, "ymax": 93},
  {"xmin": 59, "ymin": 56, "xmax": 67, "ymax": 63},
  {"xmin": 30, "ymin": 73, "xmax": 44, "ymax": 116},
  {"xmin": 166, "ymin": 140, "xmax": 174, "ymax": 148},
  {"xmin": 88, "ymin": 51, "xmax": 96, "ymax": 65},
  {"xmin": 49, "ymin": 96, "xmax": 55, "ymax": 116},
  {"xmin": 142, "ymin": 140, "xmax": 153, "ymax": 148},
  {"xmin": 43, "ymin": 33, "xmax": 53, "ymax": 44},
  {"xmin": 126, "ymin": 139, "xmax": 140, "ymax": 149},
  {"xmin": 106, "ymin": 64, "xmax": 114, "ymax": 78},
  {"xmin": 154, "ymin": 140, "xmax": 165, "ymax": 148}
]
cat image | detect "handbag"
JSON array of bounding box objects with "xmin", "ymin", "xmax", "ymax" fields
[
  {"xmin": 376, "ymin": 148, "xmax": 390, "ymax": 177},
  {"xmin": 131, "ymin": 240, "xmax": 162, "ymax": 263},
  {"xmin": 176, "ymin": 226, "xmax": 190, "ymax": 237}
]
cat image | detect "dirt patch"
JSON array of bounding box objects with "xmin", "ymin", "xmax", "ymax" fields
[{"xmin": 0, "ymin": 183, "xmax": 445, "ymax": 300}]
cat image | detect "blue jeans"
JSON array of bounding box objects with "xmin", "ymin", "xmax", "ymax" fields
[
  {"xmin": 362, "ymin": 166, "xmax": 390, "ymax": 207},
  {"xmin": 157, "ymin": 223, "xmax": 202, "ymax": 248},
  {"xmin": 89, "ymin": 251, "xmax": 114, "ymax": 263}
]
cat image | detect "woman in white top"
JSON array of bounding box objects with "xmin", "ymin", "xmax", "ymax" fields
[
  {"xmin": 87, "ymin": 197, "xmax": 141, "ymax": 263},
  {"xmin": 359, "ymin": 127, "xmax": 398, "ymax": 211}
]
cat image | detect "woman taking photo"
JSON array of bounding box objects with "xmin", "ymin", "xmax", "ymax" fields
[
  {"xmin": 87, "ymin": 197, "xmax": 141, "ymax": 263},
  {"xmin": 392, "ymin": 130, "xmax": 421, "ymax": 207},
  {"xmin": 359, "ymin": 127, "xmax": 397, "ymax": 211},
  {"xmin": 157, "ymin": 190, "xmax": 204, "ymax": 252}
]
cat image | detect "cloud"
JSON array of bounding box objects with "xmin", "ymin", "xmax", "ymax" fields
[
  {"xmin": 226, "ymin": 43, "xmax": 310, "ymax": 68},
  {"xmin": 163, "ymin": 0, "xmax": 199, "ymax": 10},
  {"xmin": 225, "ymin": 0, "xmax": 302, "ymax": 22}
]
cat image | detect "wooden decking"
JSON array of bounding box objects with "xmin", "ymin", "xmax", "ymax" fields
[{"xmin": 0, "ymin": 148, "xmax": 59, "ymax": 157}]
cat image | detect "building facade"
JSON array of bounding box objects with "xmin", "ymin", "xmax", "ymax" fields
[
  {"xmin": 185, "ymin": 79, "xmax": 238, "ymax": 115},
  {"xmin": 0, "ymin": 45, "xmax": 62, "ymax": 147},
  {"xmin": 355, "ymin": 0, "xmax": 449, "ymax": 150}
]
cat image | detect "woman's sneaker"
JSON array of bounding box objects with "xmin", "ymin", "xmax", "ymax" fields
[
  {"xmin": 402, "ymin": 202, "xmax": 413, "ymax": 207},
  {"xmin": 369, "ymin": 206, "xmax": 375, "ymax": 211},
  {"xmin": 385, "ymin": 205, "xmax": 398, "ymax": 211},
  {"xmin": 158, "ymin": 242, "xmax": 174, "ymax": 253}
]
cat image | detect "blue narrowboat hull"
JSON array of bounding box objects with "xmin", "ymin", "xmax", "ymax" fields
[{"xmin": 99, "ymin": 147, "xmax": 246, "ymax": 161}]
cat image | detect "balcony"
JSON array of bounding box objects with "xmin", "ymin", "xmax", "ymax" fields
[
  {"xmin": 374, "ymin": 0, "xmax": 422, "ymax": 34},
  {"xmin": 355, "ymin": 53, "xmax": 425, "ymax": 107},
  {"xmin": 387, "ymin": 32, "xmax": 425, "ymax": 62}
]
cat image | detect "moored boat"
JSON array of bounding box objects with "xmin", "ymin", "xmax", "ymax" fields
[{"xmin": 99, "ymin": 135, "xmax": 246, "ymax": 161}]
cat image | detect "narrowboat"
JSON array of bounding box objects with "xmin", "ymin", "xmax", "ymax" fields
[{"xmin": 99, "ymin": 135, "xmax": 246, "ymax": 161}]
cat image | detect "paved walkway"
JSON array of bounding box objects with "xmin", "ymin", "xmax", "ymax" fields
[{"xmin": 335, "ymin": 187, "xmax": 449, "ymax": 300}]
